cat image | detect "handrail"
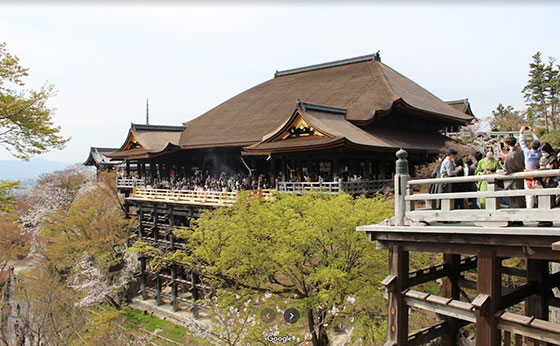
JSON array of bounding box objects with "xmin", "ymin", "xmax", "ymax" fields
[
  {"xmin": 408, "ymin": 169, "xmax": 560, "ymax": 185},
  {"xmin": 404, "ymin": 168, "xmax": 560, "ymax": 224}
]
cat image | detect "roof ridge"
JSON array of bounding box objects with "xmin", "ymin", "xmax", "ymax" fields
[
  {"xmin": 296, "ymin": 100, "xmax": 347, "ymax": 115},
  {"xmin": 131, "ymin": 123, "xmax": 186, "ymax": 132},
  {"xmin": 275, "ymin": 52, "xmax": 381, "ymax": 78},
  {"xmin": 445, "ymin": 98, "xmax": 469, "ymax": 105}
]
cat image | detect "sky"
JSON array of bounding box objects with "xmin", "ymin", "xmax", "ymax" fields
[{"xmin": 0, "ymin": 3, "xmax": 559, "ymax": 163}]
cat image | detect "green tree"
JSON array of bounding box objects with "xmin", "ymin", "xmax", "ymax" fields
[
  {"xmin": 522, "ymin": 52, "xmax": 560, "ymax": 132},
  {"xmin": 489, "ymin": 104, "xmax": 526, "ymax": 131},
  {"xmin": 157, "ymin": 192, "xmax": 393, "ymax": 346},
  {"xmin": 0, "ymin": 180, "xmax": 18, "ymax": 212},
  {"xmin": 0, "ymin": 42, "xmax": 69, "ymax": 160}
]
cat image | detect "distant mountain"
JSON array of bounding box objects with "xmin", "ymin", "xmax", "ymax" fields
[{"xmin": 0, "ymin": 158, "xmax": 72, "ymax": 181}]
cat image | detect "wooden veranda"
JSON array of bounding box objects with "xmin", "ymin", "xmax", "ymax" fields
[{"xmin": 357, "ymin": 149, "xmax": 560, "ymax": 346}]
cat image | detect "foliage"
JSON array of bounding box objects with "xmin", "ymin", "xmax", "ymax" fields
[
  {"xmin": 539, "ymin": 129, "xmax": 560, "ymax": 148},
  {"xmin": 10, "ymin": 265, "xmax": 87, "ymax": 345},
  {"xmin": 0, "ymin": 180, "xmax": 18, "ymax": 212},
  {"xmin": 0, "ymin": 211, "xmax": 28, "ymax": 273},
  {"xmin": 489, "ymin": 104, "xmax": 526, "ymax": 131},
  {"xmin": 18, "ymin": 165, "xmax": 94, "ymax": 236},
  {"xmin": 151, "ymin": 192, "xmax": 393, "ymax": 346},
  {"xmin": 40, "ymin": 179, "xmax": 132, "ymax": 276},
  {"xmin": 0, "ymin": 42, "xmax": 69, "ymax": 160},
  {"xmin": 522, "ymin": 52, "xmax": 560, "ymax": 132}
]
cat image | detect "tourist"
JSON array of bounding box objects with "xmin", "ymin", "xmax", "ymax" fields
[
  {"xmin": 439, "ymin": 148, "xmax": 463, "ymax": 194},
  {"xmin": 452, "ymin": 157, "xmax": 468, "ymax": 209},
  {"xmin": 465, "ymin": 157, "xmax": 478, "ymax": 208},
  {"xmin": 518, "ymin": 126, "xmax": 541, "ymax": 208},
  {"xmin": 475, "ymin": 147, "xmax": 501, "ymax": 209},
  {"xmin": 503, "ymin": 135, "xmax": 526, "ymax": 226}
]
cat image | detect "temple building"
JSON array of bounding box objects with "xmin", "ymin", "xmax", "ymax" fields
[
  {"xmin": 83, "ymin": 147, "xmax": 122, "ymax": 171},
  {"xmin": 107, "ymin": 53, "xmax": 475, "ymax": 192}
]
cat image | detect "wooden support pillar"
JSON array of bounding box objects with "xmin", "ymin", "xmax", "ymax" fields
[
  {"xmin": 137, "ymin": 206, "xmax": 144, "ymax": 238},
  {"xmin": 441, "ymin": 254, "xmax": 461, "ymax": 346},
  {"xmin": 155, "ymin": 272, "xmax": 163, "ymax": 305},
  {"xmin": 152, "ymin": 206, "xmax": 159, "ymax": 242},
  {"xmin": 270, "ymin": 154, "xmax": 276, "ymax": 186},
  {"xmin": 191, "ymin": 271, "xmax": 200, "ymax": 317},
  {"xmin": 140, "ymin": 256, "xmax": 147, "ymax": 300},
  {"xmin": 126, "ymin": 160, "xmax": 131, "ymax": 176},
  {"xmin": 136, "ymin": 160, "xmax": 141, "ymax": 177},
  {"xmin": 168, "ymin": 206, "xmax": 175, "ymax": 249},
  {"xmin": 386, "ymin": 245, "xmax": 409, "ymax": 345},
  {"xmin": 525, "ymin": 259, "xmax": 549, "ymax": 346},
  {"xmin": 171, "ymin": 265, "xmax": 178, "ymax": 311},
  {"xmin": 476, "ymin": 251, "xmax": 501, "ymax": 346}
]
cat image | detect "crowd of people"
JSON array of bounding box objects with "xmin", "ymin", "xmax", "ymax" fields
[
  {"xmin": 431, "ymin": 126, "xmax": 560, "ymax": 225},
  {"xmin": 140, "ymin": 172, "xmax": 274, "ymax": 192}
]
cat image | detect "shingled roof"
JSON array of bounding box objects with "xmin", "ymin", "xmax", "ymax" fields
[{"xmin": 179, "ymin": 54, "xmax": 474, "ymax": 150}]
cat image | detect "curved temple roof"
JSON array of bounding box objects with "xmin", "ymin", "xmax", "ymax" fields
[
  {"xmin": 107, "ymin": 123, "xmax": 185, "ymax": 160},
  {"xmin": 179, "ymin": 54, "xmax": 474, "ymax": 150},
  {"xmin": 244, "ymin": 101, "xmax": 449, "ymax": 155}
]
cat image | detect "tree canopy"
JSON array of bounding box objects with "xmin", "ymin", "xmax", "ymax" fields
[
  {"xmin": 522, "ymin": 52, "xmax": 560, "ymax": 132},
  {"xmin": 0, "ymin": 42, "xmax": 69, "ymax": 160},
  {"xmin": 141, "ymin": 192, "xmax": 394, "ymax": 345}
]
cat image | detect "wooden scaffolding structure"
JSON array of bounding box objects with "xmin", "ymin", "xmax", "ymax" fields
[{"xmin": 358, "ymin": 149, "xmax": 560, "ymax": 345}]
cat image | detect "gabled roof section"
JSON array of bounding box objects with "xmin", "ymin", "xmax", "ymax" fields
[
  {"xmin": 180, "ymin": 53, "xmax": 474, "ymax": 149},
  {"xmin": 84, "ymin": 147, "xmax": 121, "ymax": 166},
  {"xmin": 107, "ymin": 123, "xmax": 184, "ymax": 160},
  {"xmin": 244, "ymin": 101, "xmax": 447, "ymax": 154},
  {"xmin": 446, "ymin": 98, "xmax": 475, "ymax": 117}
]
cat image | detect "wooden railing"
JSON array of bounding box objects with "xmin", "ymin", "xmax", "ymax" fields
[
  {"xmin": 129, "ymin": 187, "xmax": 274, "ymax": 207},
  {"xmin": 498, "ymin": 311, "xmax": 560, "ymax": 345},
  {"xmin": 402, "ymin": 169, "xmax": 560, "ymax": 224},
  {"xmin": 117, "ymin": 177, "xmax": 145, "ymax": 188},
  {"xmin": 276, "ymin": 179, "xmax": 392, "ymax": 195}
]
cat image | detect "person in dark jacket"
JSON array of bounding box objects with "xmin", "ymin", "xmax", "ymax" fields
[
  {"xmin": 503, "ymin": 136, "xmax": 525, "ymax": 226},
  {"xmin": 452, "ymin": 157, "xmax": 468, "ymax": 209}
]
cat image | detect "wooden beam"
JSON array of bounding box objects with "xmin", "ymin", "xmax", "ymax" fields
[
  {"xmin": 441, "ymin": 254, "xmax": 461, "ymax": 346},
  {"xmin": 403, "ymin": 291, "xmax": 475, "ymax": 323},
  {"xmin": 497, "ymin": 312, "xmax": 560, "ymax": 345},
  {"xmin": 386, "ymin": 246, "xmax": 409, "ymax": 345},
  {"xmin": 500, "ymin": 282, "xmax": 538, "ymax": 310},
  {"xmin": 407, "ymin": 321, "xmax": 448, "ymax": 346},
  {"xmin": 501, "ymin": 266, "xmax": 527, "ymax": 278},
  {"xmin": 408, "ymin": 256, "xmax": 477, "ymax": 288},
  {"xmin": 475, "ymin": 250, "xmax": 501, "ymax": 346}
]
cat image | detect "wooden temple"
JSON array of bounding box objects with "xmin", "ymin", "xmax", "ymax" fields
[
  {"xmin": 96, "ymin": 53, "xmax": 480, "ymax": 315},
  {"xmin": 106, "ymin": 53, "xmax": 474, "ymax": 191},
  {"xmin": 358, "ymin": 150, "xmax": 560, "ymax": 345}
]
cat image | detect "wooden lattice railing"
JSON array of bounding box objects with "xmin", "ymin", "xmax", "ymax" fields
[
  {"xmin": 129, "ymin": 187, "xmax": 274, "ymax": 207},
  {"xmin": 276, "ymin": 179, "xmax": 392, "ymax": 194},
  {"xmin": 116, "ymin": 177, "xmax": 145, "ymax": 188}
]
